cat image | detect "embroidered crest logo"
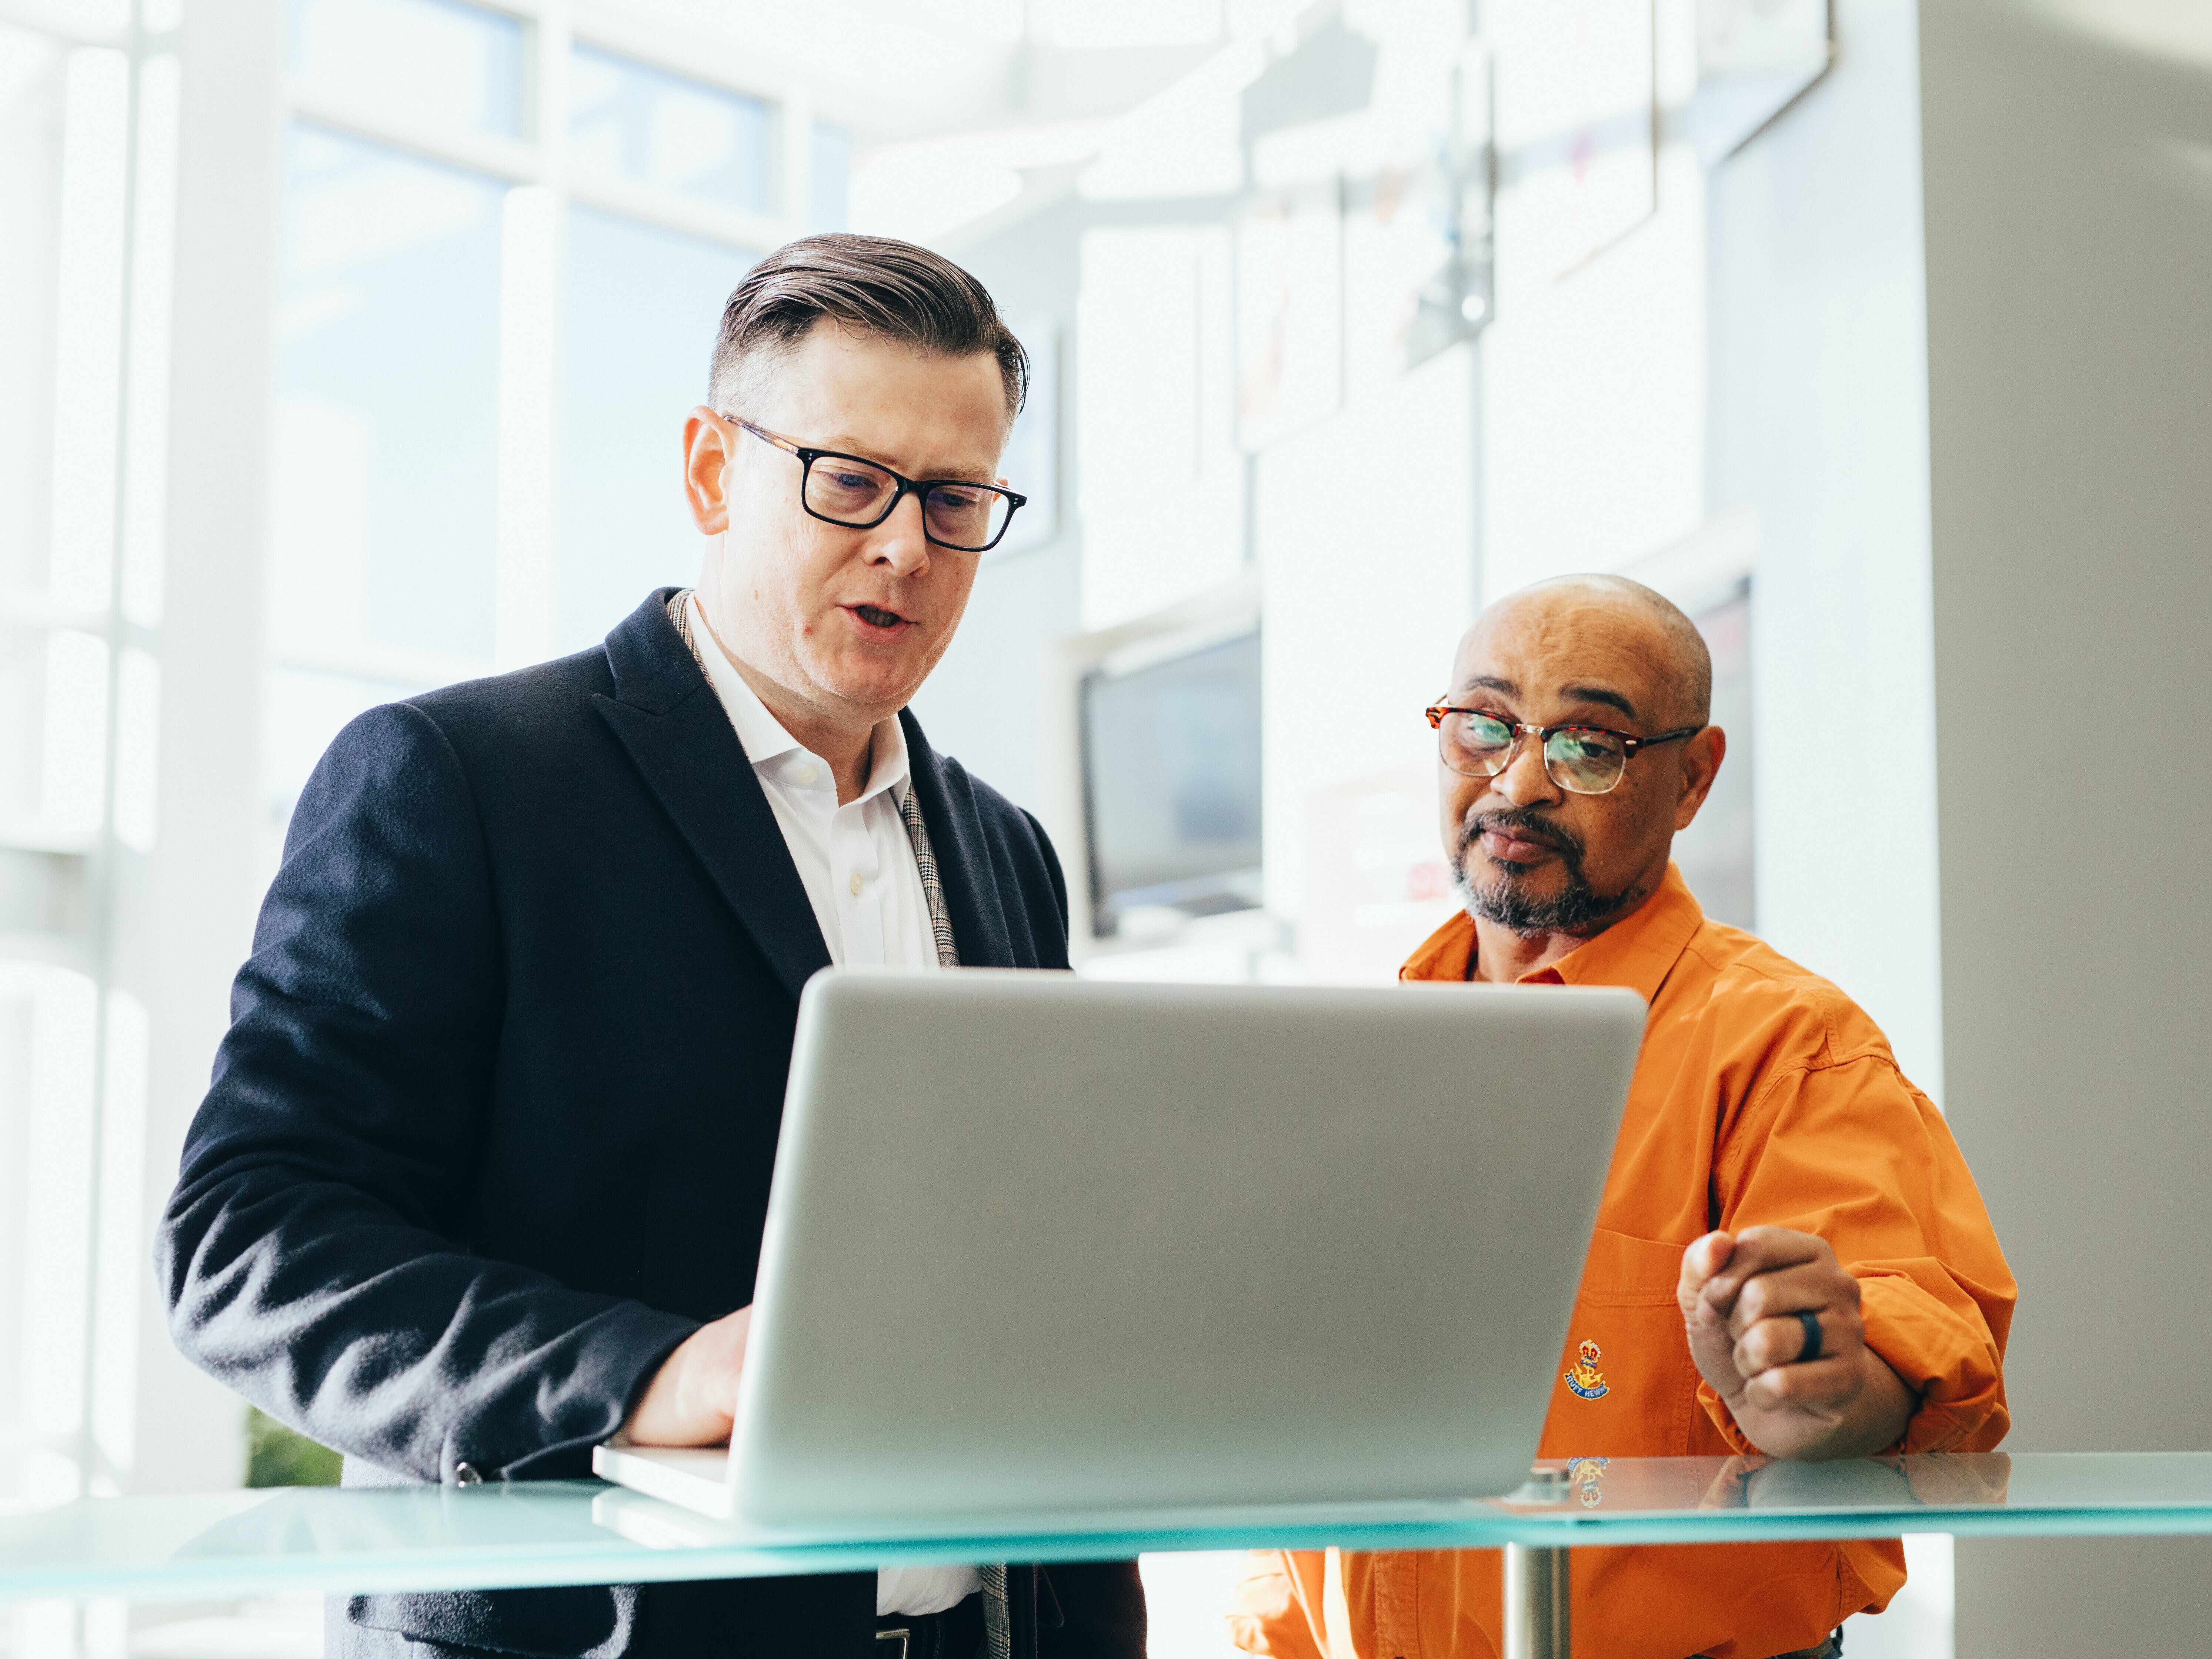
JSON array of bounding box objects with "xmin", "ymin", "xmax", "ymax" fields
[
  {"xmin": 1566, "ymin": 1455, "xmax": 1610, "ymax": 1507},
  {"xmin": 1564, "ymin": 1338, "xmax": 1609, "ymax": 1400}
]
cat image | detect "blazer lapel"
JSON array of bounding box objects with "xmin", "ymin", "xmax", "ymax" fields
[
  {"xmin": 901, "ymin": 708, "xmax": 1018, "ymax": 968},
  {"xmin": 593, "ymin": 590, "xmax": 831, "ymax": 1003}
]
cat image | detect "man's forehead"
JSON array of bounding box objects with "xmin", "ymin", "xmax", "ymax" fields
[
  {"xmin": 757, "ymin": 325, "xmax": 1008, "ymax": 476},
  {"xmin": 1450, "ymin": 597, "xmax": 1677, "ymax": 712}
]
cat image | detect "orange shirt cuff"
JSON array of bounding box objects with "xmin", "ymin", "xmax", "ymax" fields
[
  {"xmin": 1696, "ymin": 1274, "xmax": 2008, "ymax": 1455},
  {"xmin": 1858, "ymin": 1272, "xmax": 2009, "ymax": 1453}
]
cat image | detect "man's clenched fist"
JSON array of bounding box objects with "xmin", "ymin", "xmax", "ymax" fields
[{"xmin": 1678, "ymin": 1226, "xmax": 1916, "ymax": 1461}]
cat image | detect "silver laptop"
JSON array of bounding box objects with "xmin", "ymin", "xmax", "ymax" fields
[{"xmin": 594, "ymin": 967, "xmax": 1642, "ymax": 1528}]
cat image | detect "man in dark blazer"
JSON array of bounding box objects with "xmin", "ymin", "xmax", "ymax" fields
[{"xmin": 159, "ymin": 236, "xmax": 1145, "ymax": 1658}]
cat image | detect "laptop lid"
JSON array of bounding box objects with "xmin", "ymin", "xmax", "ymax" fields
[{"xmin": 729, "ymin": 969, "xmax": 1643, "ymax": 1526}]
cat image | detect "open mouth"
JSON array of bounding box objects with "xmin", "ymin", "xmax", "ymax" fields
[{"xmin": 848, "ymin": 603, "xmax": 908, "ymax": 631}]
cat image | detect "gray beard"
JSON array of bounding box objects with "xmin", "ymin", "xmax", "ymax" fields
[{"xmin": 1450, "ymin": 811, "xmax": 1625, "ymax": 936}]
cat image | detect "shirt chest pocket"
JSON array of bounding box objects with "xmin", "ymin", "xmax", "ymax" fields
[{"xmin": 1537, "ymin": 1226, "xmax": 1702, "ymax": 1460}]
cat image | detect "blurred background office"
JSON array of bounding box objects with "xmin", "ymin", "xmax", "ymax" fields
[{"xmin": 1, "ymin": 0, "xmax": 2208, "ymax": 1654}]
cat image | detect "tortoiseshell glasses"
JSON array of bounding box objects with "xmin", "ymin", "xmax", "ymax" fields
[
  {"xmin": 1424, "ymin": 704, "xmax": 1703, "ymax": 795},
  {"xmin": 737, "ymin": 420, "xmax": 1027, "ymax": 553}
]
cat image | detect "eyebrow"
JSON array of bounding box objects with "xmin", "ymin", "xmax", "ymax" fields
[
  {"xmin": 818, "ymin": 436, "xmax": 996, "ymax": 484},
  {"xmin": 1454, "ymin": 674, "xmax": 1639, "ymax": 722},
  {"xmin": 1563, "ymin": 684, "xmax": 1638, "ymax": 721}
]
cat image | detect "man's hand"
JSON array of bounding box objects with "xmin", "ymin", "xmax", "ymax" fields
[
  {"xmin": 624, "ymin": 1305, "xmax": 752, "ymax": 1446},
  {"xmin": 1678, "ymin": 1226, "xmax": 1918, "ymax": 1461}
]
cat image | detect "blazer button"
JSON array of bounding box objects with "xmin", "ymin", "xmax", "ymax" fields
[{"xmin": 453, "ymin": 1462, "xmax": 485, "ymax": 1486}]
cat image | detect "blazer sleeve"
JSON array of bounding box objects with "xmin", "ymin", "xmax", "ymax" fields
[
  {"xmin": 157, "ymin": 701, "xmax": 698, "ymax": 1484},
  {"xmin": 1020, "ymin": 807, "xmax": 1070, "ymax": 941}
]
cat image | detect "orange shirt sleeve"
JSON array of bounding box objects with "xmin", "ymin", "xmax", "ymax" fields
[
  {"xmin": 1700, "ymin": 1039, "xmax": 2017, "ymax": 1456},
  {"xmin": 1227, "ymin": 1550, "xmax": 1331, "ymax": 1659}
]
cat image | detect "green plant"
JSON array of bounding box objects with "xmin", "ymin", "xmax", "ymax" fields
[{"xmin": 244, "ymin": 1407, "xmax": 342, "ymax": 1487}]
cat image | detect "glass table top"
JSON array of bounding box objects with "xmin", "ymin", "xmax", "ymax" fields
[{"xmin": 6, "ymin": 1453, "xmax": 2212, "ymax": 1605}]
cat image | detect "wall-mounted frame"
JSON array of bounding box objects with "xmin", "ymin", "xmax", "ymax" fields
[
  {"xmin": 1490, "ymin": 0, "xmax": 1658, "ymax": 283},
  {"xmin": 1235, "ymin": 180, "xmax": 1343, "ymax": 452},
  {"xmin": 1688, "ymin": 0, "xmax": 1834, "ymax": 167}
]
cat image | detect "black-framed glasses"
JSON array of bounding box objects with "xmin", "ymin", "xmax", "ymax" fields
[
  {"xmin": 737, "ymin": 420, "xmax": 1027, "ymax": 553},
  {"xmin": 1424, "ymin": 703, "xmax": 1703, "ymax": 796}
]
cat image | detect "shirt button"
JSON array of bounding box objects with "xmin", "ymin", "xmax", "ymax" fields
[
  {"xmin": 848, "ymin": 874, "xmax": 863, "ymax": 896},
  {"xmin": 794, "ymin": 763, "xmax": 819, "ymax": 786},
  {"xmin": 453, "ymin": 1462, "xmax": 484, "ymax": 1486}
]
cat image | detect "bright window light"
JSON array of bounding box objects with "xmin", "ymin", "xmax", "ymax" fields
[
  {"xmin": 810, "ymin": 124, "xmax": 851, "ymax": 231},
  {"xmin": 48, "ymin": 47, "xmax": 129, "ymax": 617},
  {"xmin": 494, "ymin": 185, "xmax": 557, "ymax": 672},
  {"xmin": 288, "ymin": 0, "xmax": 524, "ymax": 138},
  {"xmin": 568, "ymin": 44, "xmax": 774, "ymax": 214},
  {"xmin": 90, "ymin": 988, "xmax": 150, "ymax": 1477},
  {"xmin": 111, "ymin": 645, "xmax": 159, "ymax": 854},
  {"xmin": 557, "ymin": 208, "xmax": 755, "ymax": 653},
  {"xmin": 120, "ymin": 51, "xmax": 181, "ymax": 631},
  {"xmin": 1031, "ymin": 0, "xmax": 1223, "ymax": 49},
  {"xmin": 274, "ymin": 125, "xmax": 504, "ymax": 663},
  {"xmin": 40, "ymin": 630, "xmax": 109, "ymax": 837},
  {"xmin": 18, "ymin": 965, "xmax": 98, "ymax": 1484},
  {"xmin": 0, "ymin": 24, "xmax": 64, "ymax": 605}
]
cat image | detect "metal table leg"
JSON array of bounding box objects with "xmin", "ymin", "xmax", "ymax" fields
[{"xmin": 1502, "ymin": 1541, "xmax": 1569, "ymax": 1659}]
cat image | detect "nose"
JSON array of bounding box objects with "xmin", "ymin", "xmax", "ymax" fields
[
  {"xmin": 864, "ymin": 488, "xmax": 933, "ymax": 579},
  {"xmin": 1491, "ymin": 727, "xmax": 1564, "ymax": 808}
]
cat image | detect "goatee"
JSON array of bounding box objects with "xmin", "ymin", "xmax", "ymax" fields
[{"xmin": 1451, "ymin": 807, "xmax": 1631, "ymax": 935}]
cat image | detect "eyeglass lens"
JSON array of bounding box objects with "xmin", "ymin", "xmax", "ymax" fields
[
  {"xmin": 1439, "ymin": 711, "xmax": 1629, "ymax": 795},
  {"xmin": 803, "ymin": 455, "xmax": 1012, "ymax": 550}
]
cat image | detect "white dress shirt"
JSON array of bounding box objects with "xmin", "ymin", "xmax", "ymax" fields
[
  {"xmin": 687, "ymin": 592, "xmax": 937, "ymax": 971},
  {"xmin": 685, "ymin": 594, "xmax": 978, "ymax": 1619}
]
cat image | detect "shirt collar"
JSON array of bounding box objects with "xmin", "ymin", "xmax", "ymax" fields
[
  {"xmin": 685, "ymin": 591, "xmax": 911, "ymax": 806},
  {"xmin": 1399, "ymin": 862, "xmax": 1707, "ymax": 1005}
]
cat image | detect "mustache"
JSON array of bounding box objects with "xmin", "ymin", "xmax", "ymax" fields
[{"xmin": 1454, "ymin": 805, "xmax": 1587, "ymax": 862}]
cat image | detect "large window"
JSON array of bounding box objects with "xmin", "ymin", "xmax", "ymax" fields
[
  {"xmin": 569, "ymin": 45, "xmax": 772, "ymax": 212},
  {"xmin": 273, "ymin": 125, "xmax": 506, "ymax": 665},
  {"xmin": 0, "ymin": 4, "xmax": 178, "ymax": 1517},
  {"xmin": 287, "ymin": 0, "xmax": 525, "ymax": 137},
  {"xmin": 557, "ymin": 208, "xmax": 755, "ymax": 653},
  {"xmin": 0, "ymin": 0, "xmax": 852, "ymax": 1527},
  {"xmin": 265, "ymin": 0, "xmax": 848, "ymax": 837}
]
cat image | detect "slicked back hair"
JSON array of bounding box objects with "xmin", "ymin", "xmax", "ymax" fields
[{"xmin": 707, "ymin": 234, "xmax": 1028, "ymax": 426}]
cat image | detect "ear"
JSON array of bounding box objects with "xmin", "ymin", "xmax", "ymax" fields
[
  {"xmin": 684, "ymin": 407, "xmax": 738, "ymax": 536},
  {"xmin": 1673, "ymin": 725, "xmax": 1727, "ymax": 832}
]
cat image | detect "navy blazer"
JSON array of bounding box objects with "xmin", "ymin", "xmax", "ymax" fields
[{"xmin": 159, "ymin": 590, "xmax": 1144, "ymax": 1658}]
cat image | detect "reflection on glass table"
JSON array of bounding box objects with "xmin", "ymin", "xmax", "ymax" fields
[{"xmin": 4, "ymin": 1454, "xmax": 2212, "ymax": 1607}]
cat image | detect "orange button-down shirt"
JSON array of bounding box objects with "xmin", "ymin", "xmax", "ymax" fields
[{"xmin": 1230, "ymin": 865, "xmax": 2015, "ymax": 1659}]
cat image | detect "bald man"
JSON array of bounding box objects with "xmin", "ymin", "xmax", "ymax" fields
[{"xmin": 1229, "ymin": 577, "xmax": 2015, "ymax": 1659}]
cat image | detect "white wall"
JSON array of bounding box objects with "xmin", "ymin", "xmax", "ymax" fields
[
  {"xmin": 909, "ymin": 195, "xmax": 1087, "ymax": 818},
  {"xmin": 1481, "ymin": 0, "xmax": 1707, "ymax": 596},
  {"xmin": 1705, "ymin": 0, "xmax": 1945, "ymax": 1095},
  {"xmin": 1916, "ymin": 0, "xmax": 2212, "ymax": 1647},
  {"xmin": 1256, "ymin": 344, "xmax": 1481, "ymax": 930}
]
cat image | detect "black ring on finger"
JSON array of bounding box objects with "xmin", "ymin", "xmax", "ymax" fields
[{"xmin": 1795, "ymin": 1308, "xmax": 1823, "ymax": 1363}]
